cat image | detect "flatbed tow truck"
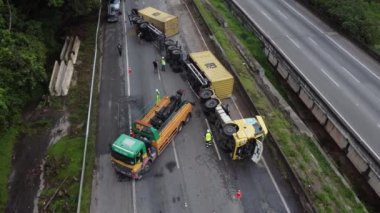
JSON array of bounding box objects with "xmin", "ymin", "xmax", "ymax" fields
[{"xmin": 110, "ymin": 90, "xmax": 193, "ymax": 179}]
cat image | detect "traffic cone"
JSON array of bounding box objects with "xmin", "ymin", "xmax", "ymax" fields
[{"xmin": 234, "ymin": 190, "xmax": 242, "ymax": 200}]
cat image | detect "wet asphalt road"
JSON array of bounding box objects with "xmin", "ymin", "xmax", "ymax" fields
[
  {"xmin": 232, "ymin": 0, "xmax": 380, "ymax": 161},
  {"xmin": 90, "ymin": 0, "xmax": 303, "ymax": 212}
]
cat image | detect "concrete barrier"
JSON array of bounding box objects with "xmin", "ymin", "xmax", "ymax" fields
[
  {"xmin": 54, "ymin": 61, "xmax": 67, "ymax": 96},
  {"xmin": 287, "ymin": 75, "xmax": 300, "ymax": 93},
  {"xmin": 61, "ymin": 60, "xmax": 74, "ymax": 96},
  {"xmin": 325, "ymin": 120, "xmax": 348, "ymax": 149},
  {"xmin": 368, "ymin": 170, "xmax": 380, "ymax": 197},
  {"xmin": 268, "ymin": 52, "xmax": 278, "ymax": 67},
  {"xmin": 264, "ymin": 47, "xmax": 269, "ymax": 56},
  {"xmin": 347, "ymin": 146, "xmax": 368, "ymax": 173},
  {"xmin": 311, "ymin": 104, "xmax": 327, "ymax": 125},
  {"xmin": 299, "ymin": 88, "xmax": 313, "ymax": 109},
  {"xmin": 70, "ymin": 36, "xmax": 81, "ymax": 64},
  {"xmin": 277, "ymin": 62, "xmax": 289, "ymax": 79},
  {"xmin": 64, "ymin": 37, "xmax": 75, "ymax": 62},
  {"xmin": 49, "ymin": 61, "xmax": 60, "ymax": 96},
  {"xmin": 60, "ymin": 37, "xmax": 70, "ymax": 61}
]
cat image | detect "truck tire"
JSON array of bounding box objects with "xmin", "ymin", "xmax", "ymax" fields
[
  {"xmin": 178, "ymin": 122, "xmax": 184, "ymax": 132},
  {"xmin": 199, "ymin": 89, "xmax": 214, "ymax": 103},
  {"xmin": 143, "ymin": 161, "xmax": 152, "ymax": 174},
  {"xmin": 185, "ymin": 113, "xmax": 192, "ymax": 124},
  {"xmin": 222, "ymin": 123, "xmax": 239, "ymax": 137}
]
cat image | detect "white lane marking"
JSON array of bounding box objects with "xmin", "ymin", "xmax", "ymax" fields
[
  {"xmin": 158, "ymin": 69, "xmax": 161, "ymax": 81},
  {"xmin": 182, "ymin": 0, "xmax": 209, "ymax": 50},
  {"xmin": 307, "ymin": 37, "xmax": 318, "ymax": 46},
  {"xmin": 205, "ymin": 118, "xmax": 222, "ymax": 161},
  {"xmin": 262, "ymin": 158, "xmax": 291, "ymax": 213},
  {"xmin": 233, "ymin": 0, "xmax": 380, "ymax": 162},
  {"xmin": 261, "ymin": 11, "xmax": 273, "ymax": 22},
  {"xmin": 76, "ymin": 1, "xmax": 102, "ymax": 212},
  {"xmin": 286, "ymin": 35, "xmax": 300, "ymax": 48},
  {"xmin": 280, "ymin": 0, "xmax": 380, "ymax": 81},
  {"xmin": 341, "ymin": 66, "xmax": 360, "ymax": 83},
  {"xmin": 122, "ymin": 4, "xmax": 136, "ymax": 213},
  {"xmin": 277, "ymin": 9, "xmax": 288, "ymax": 19},
  {"xmin": 132, "ymin": 179, "xmax": 137, "ymax": 213},
  {"xmin": 172, "ymin": 140, "xmax": 180, "ymax": 169},
  {"xmin": 231, "ymin": 94, "xmax": 290, "ymax": 213},
  {"xmin": 320, "ymin": 68, "xmax": 340, "ymax": 87},
  {"xmin": 378, "ymin": 124, "xmax": 380, "ymax": 129}
]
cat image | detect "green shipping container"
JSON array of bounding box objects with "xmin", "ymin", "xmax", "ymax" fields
[{"xmin": 190, "ymin": 51, "xmax": 234, "ymax": 99}]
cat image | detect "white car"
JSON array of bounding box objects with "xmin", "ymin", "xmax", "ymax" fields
[{"xmin": 109, "ymin": 0, "xmax": 120, "ymax": 12}]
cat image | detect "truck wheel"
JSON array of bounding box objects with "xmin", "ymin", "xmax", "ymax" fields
[
  {"xmin": 222, "ymin": 123, "xmax": 239, "ymax": 137},
  {"xmin": 185, "ymin": 113, "xmax": 192, "ymax": 124},
  {"xmin": 178, "ymin": 122, "xmax": 184, "ymax": 132},
  {"xmin": 143, "ymin": 161, "xmax": 152, "ymax": 173}
]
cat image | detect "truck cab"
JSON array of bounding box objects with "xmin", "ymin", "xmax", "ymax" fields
[{"xmin": 111, "ymin": 134, "xmax": 156, "ymax": 179}]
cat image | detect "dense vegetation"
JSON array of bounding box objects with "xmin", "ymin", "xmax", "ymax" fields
[
  {"xmin": 0, "ymin": 0, "xmax": 98, "ymax": 131},
  {"xmin": 301, "ymin": 0, "xmax": 380, "ymax": 53}
]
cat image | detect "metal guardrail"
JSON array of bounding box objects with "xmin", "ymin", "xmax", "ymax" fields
[{"xmin": 223, "ymin": 0, "xmax": 380, "ymax": 197}]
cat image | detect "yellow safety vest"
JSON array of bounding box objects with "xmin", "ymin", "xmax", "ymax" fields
[
  {"xmin": 161, "ymin": 59, "xmax": 166, "ymax": 66},
  {"xmin": 205, "ymin": 132, "xmax": 212, "ymax": 142}
]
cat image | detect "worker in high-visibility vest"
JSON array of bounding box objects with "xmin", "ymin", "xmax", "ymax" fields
[
  {"xmin": 160, "ymin": 56, "xmax": 166, "ymax": 71},
  {"xmin": 155, "ymin": 89, "xmax": 161, "ymax": 104},
  {"xmin": 205, "ymin": 129, "xmax": 212, "ymax": 148}
]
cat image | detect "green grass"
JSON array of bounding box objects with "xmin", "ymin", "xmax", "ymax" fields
[
  {"xmin": 39, "ymin": 14, "xmax": 99, "ymax": 213},
  {"xmin": 39, "ymin": 136, "xmax": 84, "ymax": 211},
  {"xmin": 0, "ymin": 128, "xmax": 19, "ymax": 212},
  {"xmin": 193, "ymin": 0, "xmax": 367, "ymax": 211}
]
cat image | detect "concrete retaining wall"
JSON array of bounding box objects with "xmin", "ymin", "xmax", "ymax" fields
[
  {"xmin": 287, "ymin": 75, "xmax": 300, "ymax": 93},
  {"xmin": 324, "ymin": 119, "xmax": 348, "ymax": 149},
  {"xmin": 368, "ymin": 170, "xmax": 380, "ymax": 197},
  {"xmin": 347, "ymin": 146, "xmax": 368, "ymax": 173},
  {"xmin": 299, "ymin": 88, "xmax": 313, "ymax": 109},
  {"xmin": 277, "ymin": 62, "xmax": 289, "ymax": 79},
  {"xmin": 311, "ymin": 104, "xmax": 327, "ymax": 125},
  {"xmin": 268, "ymin": 52, "xmax": 278, "ymax": 67}
]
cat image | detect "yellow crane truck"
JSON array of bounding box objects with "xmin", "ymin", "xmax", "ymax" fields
[
  {"xmin": 111, "ymin": 90, "xmax": 193, "ymax": 179},
  {"xmin": 183, "ymin": 50, "xmax": 268, "ymax": 162}
]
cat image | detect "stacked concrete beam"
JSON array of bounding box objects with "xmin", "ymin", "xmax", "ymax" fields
[
  {"xmin": 64, "ymin": 37, "xmax": 75, "ymax": 62},
  {"xmin": 54, "ymin": 61, "xmax": 67, "ymax": 96},
  {"xmin": 49, "ymin": 35, "xmax": 81, "ymax": 96},
  {"xmin": 70, "ymin": 36, "xmax": 81, "ymax": 64},
  {"xmin": 61, "ymin": 60, "xmax": 74, "ymax": 96},
  {"xmin": 49, "ymin": 61, "xmax": 60, "ymax": 96},
  {"xmin": 60, "ymin": 37, "xmax": 70, "ymax": 61}
]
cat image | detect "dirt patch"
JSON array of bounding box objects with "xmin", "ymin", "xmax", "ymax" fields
[{"xmin": 5, "ymin": 106, "xmax": 69, "ymax": 213}]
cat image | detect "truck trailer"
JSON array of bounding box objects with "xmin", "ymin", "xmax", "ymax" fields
[
  {"xmin": 111, "ymin": 90, "xmax": 193, "ymax": 179},
  {"xmin": 182, "ymin": 50, "xmax": 268, "ymax": 162}
]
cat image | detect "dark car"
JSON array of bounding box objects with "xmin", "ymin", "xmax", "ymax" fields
[{"xmin": 107, "ymin": 6, "xmax": 118, "ymax": 23}]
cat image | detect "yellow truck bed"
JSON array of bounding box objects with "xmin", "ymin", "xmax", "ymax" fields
[
  {"xmin": 189, "ymin": 51, "xmax": 234, "ymax": 99},
  {"xmin": 138, "ymin": 7, "xmax": 179, "ymax": 37},
  {"xmin": 139, "ymin": 96, "xmax": 170, "ymax": 126},
  {"xmin": 153, "ymin": 102, "xmax": 193, "ymax": 155}
]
